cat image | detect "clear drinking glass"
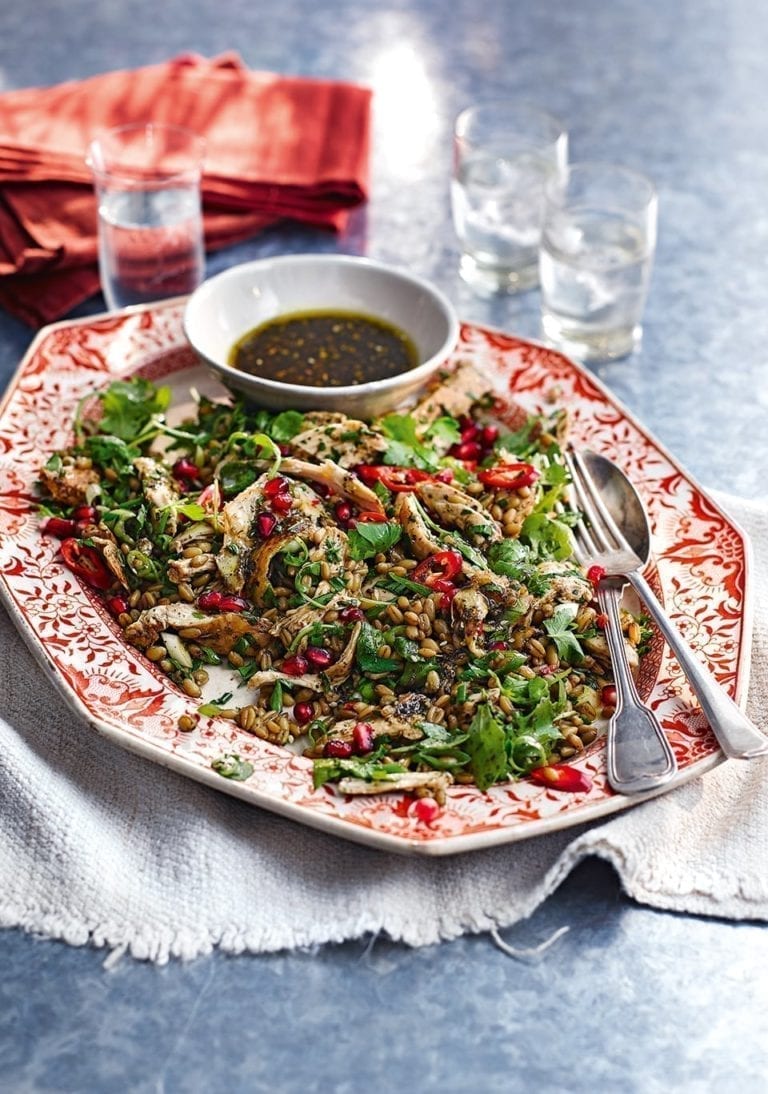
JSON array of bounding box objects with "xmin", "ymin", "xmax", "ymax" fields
[
  {"xmin": 86, "ymin": 123, "xmax": 206, "ymax": 311},
  {"xmin": 539, "ymin": 162, "xmax": 658, "ymax": 362},
  {"xmin": 451, "ymin": 101, "xmax": 568, "ymax": 295}
]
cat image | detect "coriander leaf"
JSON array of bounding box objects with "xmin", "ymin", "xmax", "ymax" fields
[
  {"xmin": 98, "ymin": 378, "xmax": 171, "ymax": 441},
  {"xmin": 356, "ymin": 622, "xmax": 401, "ymax": 674},
  {"xmin": 211, "ymin": 753, "xmax": 253, "ymax": 781},
  {"xmin": 84, "ymin": 434, "xmax": 140, "ymax": 471},
  {"xmin": 543, "ymin": 603, "xmax": 584, "ymax": 664},
  {"xmin": 219, "ymin": 460, "xmax": 259, "ymax": 496},
  {"xmin": 347, "ymin": 520, "xmax": 402, "ymax": 561},
  {"xmin": 270, "ymin": 410, "xmax": 305, "ymax": 442},
  {"xmin": 172, "ymin": 501, "xmax": 208, "ymax": 522},
  {"xmin": 425, "ymin": 415, "xmax": 461, "ymax": 449},
  {"xmin": 488, "ymin": 538, "xmax": 534, "ymax": 580},
  {"xmin": 466, "ymin": 703, "xmax": 508, "ymax": 791},
  {"xmin": 378, "ymin": 413, "xmax": 439, "ymax": 471},
  {"xmin": 520, "ymin": 512, "xmax": 574, "ymax": 561}
]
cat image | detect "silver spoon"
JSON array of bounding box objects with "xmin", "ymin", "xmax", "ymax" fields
[
  {"xmin": 582, "ymin": 451, "xmax": 768, "ymax": 760},
  {"xmin": 568, "ymin": 451, "xmax": 676, "ymax": 793}
]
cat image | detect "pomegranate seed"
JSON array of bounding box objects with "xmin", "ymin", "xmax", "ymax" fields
[
  {"xmin": 601, "ymin": 684, "xmax": 618, "ymax": 710},
  {"xmin": 334, "ymin": 501, "xmax": 353, "ymax": 525},
  {"xmin": 481, "ymin": 425, "xmax": 499, "ymax": 447},
  {"xmin": 264, "ymin": 475, "xmax": 289, "ymax": 498},
  {"xmin": 42, "ymin": 516, "xmax": 80, "ymax": 538},
  {"xmin": 217, "ymin": 594, "xmax": 250, "ymax": 613},
  {"xmin": 595, "ymin": 612, "xmax": 609, "ymax": 630},
  {"xmin": 460, "ymin": 422, "xmax": 480, "ymax": 443},
  {"xmin": 305, "ymin": 646, "xmax": 333, "ymax": 669},
  {"xmin": 352, "ymin": 721, "xmax": 375, "ymax": 754},
  {"xmin": 452, "ymin": 440, "xmax": 482, "ymax": 462},
  {"xmin": 281, "ymin": 654, "xmax": 309, "ymax": 677},
  {"xmin": 269, "ymin": 492, "xmax": 293, "ymax": 514},
  {"xmin": 338, "ymin": 606, "xmax": 365, "ymax": 623},
  {"xmin": 457, "ymin": 415, "xmax": 474, "ymax": 432},
  {"xmin": 587, "ymin": 564, "xmax": 606, "ymax": 587},
  {"xmin": 107, "ymin": 595, "xmax": 129, "ymax": 615},
  {"xmin": 198, "ymin": 590, "xmax": 223, "ymax": 611},
  {"xmin": 435, "ymin": 468, "xmax": 454, "ymax": 483},
  {"xmin": 312, "ymin": 482, "xmax": 331, "ymax": 498},
  {"xmin": 412, "ymin": 797, "xmax": 441, "ymax": 824},
  {"xmin": 73, "ymin": 504, "xmax": 96, "ymax": 522},
  {"xmin": 323, "ymin": 739, "xmax": 353, "ymax": 759},
  {"xmin": 172, "ymin": 458, "xmax": 199, "ymax": 481},
  {"xmin": 256, "ymin": 511, "xmax": 277, "ymax": 538},
  {"xmin": 530, "ymin": 764, "xmax": 592, "ymax": 794},
  {"xmin": 293, "ymin": 701, "xmax": 314, "ymax": 726}
]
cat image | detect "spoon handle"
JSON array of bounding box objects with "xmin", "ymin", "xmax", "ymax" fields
[
  {"xmin": 599, "ymin": 581, "xmax": 678, "ymax": 794},
  {"xmin": 628, "ymin": 571, "xmax": 768, "ymax": 759}
]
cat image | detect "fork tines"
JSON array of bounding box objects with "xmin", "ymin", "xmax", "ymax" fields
[{"xmin": 564, "ymin": 446, "xmax": 635, "ymax": 569}]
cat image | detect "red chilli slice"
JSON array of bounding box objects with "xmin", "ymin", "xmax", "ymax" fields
[
  {"xmin": 529, "ymin": 763, "xmax": 592, "ymax": 794},
  {"xmin": 477, "ymin": 463, "xmax": 539, "ymax": 490}
]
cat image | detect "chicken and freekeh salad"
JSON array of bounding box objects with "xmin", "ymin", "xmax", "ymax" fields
[{"xmin": 37, "ymin": 363, "xmax": 649, "ymax": 802}]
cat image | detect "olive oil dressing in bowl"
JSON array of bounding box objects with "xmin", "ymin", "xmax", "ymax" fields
[
  {"xmin": 183, "ymin": 255, "xmax": 459, "ymax": 417},
  {"xmin": 229, "ymin": 309, "xmax": 419, "ymax": 387}
]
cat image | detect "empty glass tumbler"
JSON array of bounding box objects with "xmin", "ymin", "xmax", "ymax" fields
[
  {"xmin": 87, "ymin": 123, "xmax": 206, "ymax": 311},
  {"xmin": 539, "ymin": 162, "xmax": 658, "ymax": 362},
  {"xmin": 451, "ymin": 101, "xmax": 568, "ymax": 294}
]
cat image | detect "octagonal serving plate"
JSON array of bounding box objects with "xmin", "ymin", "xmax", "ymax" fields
[{"xmin": 0, "ymin": 300, "xmax": 753, "ymax": 854}]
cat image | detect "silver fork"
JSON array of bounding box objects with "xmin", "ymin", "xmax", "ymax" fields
[
  {"xmin": 565, "ymin": 448, "xmax": 678, "ymax": 794},
  {"xmin": 566, "ymin": 446, "xmax": 768, "ymax": 762}
]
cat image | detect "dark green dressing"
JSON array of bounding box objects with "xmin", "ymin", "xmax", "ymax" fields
[{"xmin": 228, "ymin": 309, "xmax": 419, "ymax": 387}]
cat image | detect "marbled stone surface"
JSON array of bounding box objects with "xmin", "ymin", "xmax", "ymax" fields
[{"xmin": 1, "ymin": 0, "xmax": 767, "ymax": 1089}]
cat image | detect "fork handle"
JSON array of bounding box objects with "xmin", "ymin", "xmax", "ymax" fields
[
  {"xmin": 627, "ymin": 571, "xmax": 768, "ymax": 760},
  {"xmin": 599, "ymin": 581, "xmax": 678, "ymax": 794}
]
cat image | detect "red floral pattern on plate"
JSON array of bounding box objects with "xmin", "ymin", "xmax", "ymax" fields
[{"xmin": 0, "ymin": 304, "xmax": 751, "ymax": 855}]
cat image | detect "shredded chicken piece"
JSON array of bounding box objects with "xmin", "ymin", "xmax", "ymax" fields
[
  {"xmin": 289, "ymin": 419, "xmax": 389, "ymax": 468},
  {"xmin": 81, "ymin": 524, "xmax": 129, "ymax": 588},
  {"xmin": 416, "ymin": 481, "xmax": 502, "ymax": 544},
  {"xmin": 247, "ymin": 669, "xmax": 326, "ymax": 692},
  {"xmin": 324, "ymin": 622, "xmax": 362, "ymax": 682},
  {"xmin": 124, "ymin": 604, "xmax": 263, "ymax": 652},
  {"xmin": 280, "ymin": 457, "xmax": 385, "ymax": 515},
  {"xmin": 134, "ymin": 457, "xmax": 181, "ymax": 535},
  {"xmin": 451, "ymin": 588, "xmax": 489, "ymax": 632},
  {"xmin": 534, "ymin": 562, "xmax": 593, "ymax": 607},
  {"xmin": 167, "ymin": 553, "xmax": 216, "ymax": 583},
  {"xmin": 584, "ymin": 633, "xmax": 640, "ymax": 676},
  {"xmin": 338, "ymin": 771, "xmax": 454, "ymax": 797},
  {"xmin": 38, "ymin": 463, "xmax": 99, "ymax": 506},
  {"xmin": 393, "ymin": 493, "xmax": 443, "ymax": 559},
  {"xmin": 410, "ymin": 362, "xmax": 492, "ymax": 425}
]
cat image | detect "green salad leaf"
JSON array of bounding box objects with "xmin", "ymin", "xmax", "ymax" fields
[{"xmin": 347, "ymin": 520, "xmax": 402, "ymax": 561}]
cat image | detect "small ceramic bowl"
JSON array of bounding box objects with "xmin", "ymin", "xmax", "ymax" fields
[{"xmin": 182, "ymin": 254, "xmax": 459, "ymax": 418}]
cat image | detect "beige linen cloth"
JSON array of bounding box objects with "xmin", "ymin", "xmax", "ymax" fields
[{"xmin": 1, "ymin": 491, "xmax": 766, "ymax": 964}]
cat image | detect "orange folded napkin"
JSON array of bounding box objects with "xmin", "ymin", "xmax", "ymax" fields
[{"xmin": 0, "ymin": 53, "xmax": 372, "ymax": 327}]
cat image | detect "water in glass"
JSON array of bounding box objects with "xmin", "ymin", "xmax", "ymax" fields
[
  {"xmin": 539, "ymin": 212, "xmax": 653, "ymax": 361},
  {"xmin": 452, "ymin": 150, "xmax": 552, "ymax": 293},
  {"xmin": 97, "ymin": 187, "xmax": 204, "ymax": 311}
]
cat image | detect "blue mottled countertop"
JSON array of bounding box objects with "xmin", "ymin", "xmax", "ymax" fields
[{"xmin": 1, "ymin": 1, "xmax": 767, "ymax": 1091}]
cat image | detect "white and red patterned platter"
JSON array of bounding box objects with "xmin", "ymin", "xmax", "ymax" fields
[{"xmin": 0, "ymin": 301, "xmax": 753, "ymax": 855}]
